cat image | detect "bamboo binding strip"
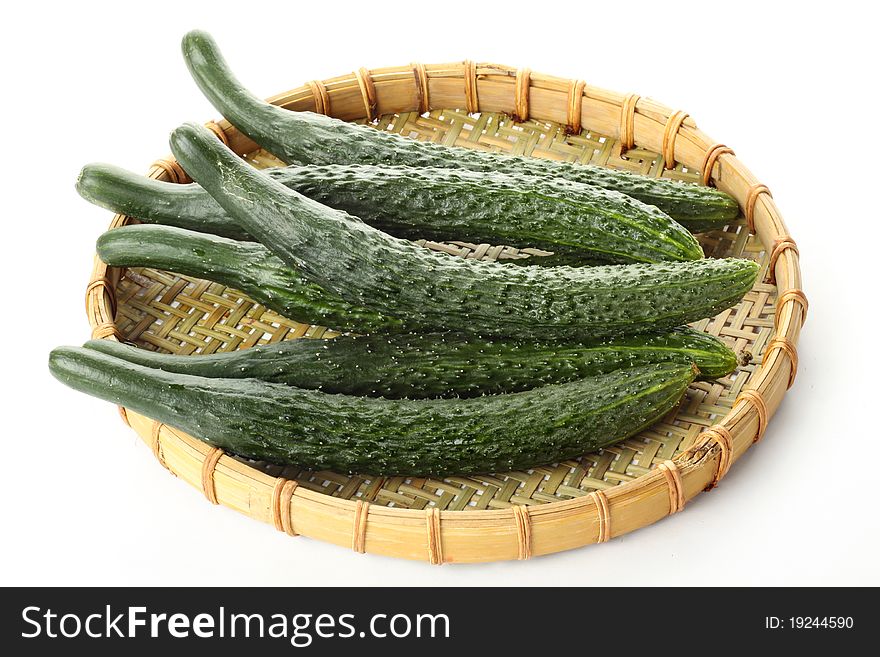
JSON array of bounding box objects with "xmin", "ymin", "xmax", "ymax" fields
[
  {"xmin": 463, "ymin": 60, "xmax": 479, "ymax": 114},
  {"xmin": 618, "ymin": 93, "xmax": 640, "ymax": 157},
  {"xmin": 661, "ymin": 110, "xmax": 689, "ymax": 169},
  {"xmin": 701, "ymin": 143, "xmax": 735, "ymax": 186},
  {"xmin": 149, "ymin": 421, "xmax": 168, "ymax": 471},
  {"xmin": 426, "ymin": 508, "xmax": 444, "ymax": 565},
  {"xmin": 511, "ymin": 505, "xmax": 532, "ymax": 560},
  {"xmin": 86, "ymin": 60, "xmax": 804, "ymax": 563},
  {"xmin": 84, "ymin": 278, "xmax": 116, "ymax": 317},
  {"xmin": 589, "ymin": 491, "xmax": 611, "ymax": 543},
  {"xmin": 775, "ymin": 289, "xmax": 808, "ymax": 326},
  {"xmin": 306, "ymin": 80, "xmax": 330, "ymax": 116},
  {"xmin": 354, "ymin": 68, "xmax": 378, "ymax": 122},
  {"xmin": 204, "ymin": 121, "xmax": 230, "ymax": 146},
  {"xmin": 566, "ymin": 79, "xmax": 586, "ymax": 135},
  {"xmin": 411, "ymin": 62, "xmax": 430, "ymax": 114},
  {"xmin": 763, "ymin": 337, "xmax": 799, "ymax": 389},
  {"xmin": 736, "ymin": 389, "xmax": 769, "ymax": 443},
  {"xmin": 90, "ymin": 322, "xmax": 122, "ymax": 341},
  {"xmin": 151, "ymin": 157, "xmax": 189, "ymax": 185},
  {"xmin": 657, "ymin": 460, "xmax": 685, "ymax": 514},
  {"xmin": 697, "ymin": 426, "xmax": 734, "ymax": 490},
  {"xmin": 352, "ymin": 500, "xmax": 369, "ymax": 553},
  {"xmin": 513, "ymin": 67, "xmax": 531, "ymax": 123},
  {"xmin": 279, "ymin": 480, "xmax": 299, "ymax": 537},
  {"xmin": 745, "ymin": 184, "xmax": 772, "ymax": 234},
  {"xmin": 201, "ymin": 447, "xmax": 224, "ymax": 504},
  {"xmin": 767, "ymin": 236, "xmax": 799, "ymax": 285}
]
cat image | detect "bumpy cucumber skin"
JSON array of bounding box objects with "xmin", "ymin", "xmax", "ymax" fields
[
  {"xmin": 96, "ymin": 224, "xmax": 403, "ymax": 335},
  {"xmin": 170, "ymin": 123, "xmax": 759, "ymax": 341},
  {"xmin": 49, "ymin": 346, "xmax": 696, "ymax": 475},
  {"xmin": 82, "ymin": 327, "xmax": 735, "ymax": 398},
  {"xmin": 77, "ymin": 162, "xmax": 703, "ymax": 265},
  {"xmin": 277, "ymin": 167, "xmax": 703, "ymax": 262},
  {"xmin": 181, "ymin": 30, "xmax": 740, "ymax": 230}
]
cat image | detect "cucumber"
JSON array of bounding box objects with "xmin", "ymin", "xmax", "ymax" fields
[
  {"xmin": 82, "ymin": 327, "xmax": 735, "ymax": 399},
  {"xmin": 181, "ymin": 29, "xmax": 740, "ymax": 231},
  {"xmin": 77, "ymin": 162, "xmax": 704, "ymax": 265},
  {"xmin": 49, "ymin": 346, "xmax": 697, "ymax": 475},
  {"xmin": 170, "ymin": 122, "xmax": 759, "ymax": 341},
  {"xmin": 96, "ymin": 224, "xmax": 403, "ymax": 335}
]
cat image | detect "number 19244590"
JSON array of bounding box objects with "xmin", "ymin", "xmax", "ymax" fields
[{"xmin": 765, "ymin": 617, "xmax": 854, "ymax": 629}]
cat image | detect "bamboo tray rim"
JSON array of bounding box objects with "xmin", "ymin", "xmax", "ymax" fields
[{"xmin": 83, "ymin": 59, "xmax": 805, "ymax": 564}]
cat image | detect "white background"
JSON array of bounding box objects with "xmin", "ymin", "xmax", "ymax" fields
[{"xmin": 2, "ymin": 0, "xmax": 877, "ymax": 586}]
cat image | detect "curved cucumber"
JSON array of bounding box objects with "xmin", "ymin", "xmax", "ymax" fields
[
  {"xmin": 96, "ymin": 224, "xmax": 404, "ymax": 335},
  {"xmin": 79, "ymin": 163, "xmax": 253, "ymax": 240},
  {"xmin": 77, "ymin": 162, "xmax": 703, "ymax": 265},
  {"xmin": 49, "ymin": 346, "xmax": 696, "ymax": 475},
  {"xmin": 83, "ymin": 327, "xmax": 735, "ymax": 398},
  {"xmin": 181, "ymin": 29, "xmax": 740, "ymax": 231},
  {"xmin": 170, "ymin": 122, "xmax": 759, "ymax": 341}
]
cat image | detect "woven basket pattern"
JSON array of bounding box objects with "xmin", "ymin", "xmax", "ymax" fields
[
  {"xmin": 112, "ymin": 109, "xmax": 772, "ymax": 511},
  {"xmin": 84, "ymin": 60, "xmax": 805, "ymax": 561}
]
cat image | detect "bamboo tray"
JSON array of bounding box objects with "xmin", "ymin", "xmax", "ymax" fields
[{"xmin": 84, "ymin": 61, "xmax": 805, "ymax": 563}]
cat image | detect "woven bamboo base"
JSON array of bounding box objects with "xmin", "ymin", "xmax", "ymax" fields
[{"xmin": 85, "ymin": 62, "xmax": 805, "ymax": 563}]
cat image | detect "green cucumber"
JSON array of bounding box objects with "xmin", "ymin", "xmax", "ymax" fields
[
  {"xmin": 82, "ymin": 327, "xmax": 735, "ymax": 399},
  {"xmin": 96, "ymin": 224, "xmax": 403, "ymax": 335},
  {"xmin": 181, "ymin": 29, "xmax": 740, "ymax": 231},
  {"xmin": 49, "ymin": 346, "xmax": 697, "ymax": 475},
  {"xmin": 170, "ymin": 122, "xmax": 759, "ymax": 341},
  {"xmin": 77, "ymin": 162, "xmax": 703, "ymax": 265}
]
